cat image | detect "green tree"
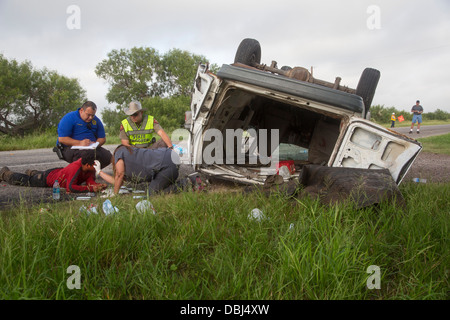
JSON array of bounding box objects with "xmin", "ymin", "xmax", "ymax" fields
[
  {"xmin": 427, "ymin": 108, "xmax": 449, "ymax": 121},
  {"xmin": 95, "ymin": 47, "xmax": 163, "ymax": 106},
  {"xmin": 95, "ymin": 46, "xmax": 217, "ymax": 106},
  {"xmin": 143, "ymin": 95, "xmax": 191, "ymax": 132},
  {"xmin": 160, "ymin": 48, "xmax": 219, "ymax": 96},
  {"xmin": 102, "ymin": 95, "xmax": 191, "ymax": 137},
  {"xmin": 97, "ymin": 46, "xmax": 218, "ymax": 136},
  {"xmin": 0, "ymin": 55, "xmax": 86, "ymax": 136}
]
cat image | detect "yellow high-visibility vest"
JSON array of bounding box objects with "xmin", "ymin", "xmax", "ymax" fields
[
  {"xmin": 391, "ymin": 115, "xmax": 396, "ymax": 121},
  {"xmin": 121, "ymin": 115, "xmax": 155, "ymax": 147}
]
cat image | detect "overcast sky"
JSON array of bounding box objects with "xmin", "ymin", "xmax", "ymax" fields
[{"xmin": 1, "ymin": 0, "xmax": 449, "ymax": 121}]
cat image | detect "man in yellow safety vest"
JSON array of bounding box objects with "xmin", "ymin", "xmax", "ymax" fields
[
  {"xmin": 119, "ymin": 101, "xmax": 174, "ymax": 149},
  {"xmin": 390, "ymin": 112, "xmax": 396, "ymax": 128}
]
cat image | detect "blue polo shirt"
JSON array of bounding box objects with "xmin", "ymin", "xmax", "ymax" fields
[{"xmin": 57, "ymin": 108, "xmax": 106, "ymax": 146}]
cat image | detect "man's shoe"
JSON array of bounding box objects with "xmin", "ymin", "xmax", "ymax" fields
[
  {"xmin": 25, "ymin": 169, "xmax": 39, "ymax": 177},
  {"xmin": 0, "ymin": 166, "xmax": 11, "ymax": 182},
  {"xmin": 417, "ymin": 131, "xmax": 420, "ymax": 134},
  {"xmin": 409, "ymin": 130, "xmax": 413, "ymax": 134}
]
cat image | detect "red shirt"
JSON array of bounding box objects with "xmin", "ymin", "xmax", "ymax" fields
[{"xmin": 46, "ymin": 158, "xmax": 99, "ymax": 193}]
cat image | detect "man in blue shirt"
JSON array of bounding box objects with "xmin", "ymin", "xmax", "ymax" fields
[
  {"xmin": 56, "ymin": 101, "xmax": 112, "ymax": 168},
  {"xmin": 409, "ymin": 100, "xmax": 424, "ymax": 134}
]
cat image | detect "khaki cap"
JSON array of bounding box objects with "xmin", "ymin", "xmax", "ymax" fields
[{"xmin": 124, "ymin": 101, "xmax": 142, "ymax": 115}]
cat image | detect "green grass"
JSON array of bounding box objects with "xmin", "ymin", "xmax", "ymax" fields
[
  {"xmin": 0, "ymin": 130, "xmax": 57, "ymax": 151},
  {"xmin": 0, "ymin": 184, "xmax": 448, "ymax": 300},
  {"xmin": 417, "ymin": 133, "xmax": 450, "ymax": 155}
]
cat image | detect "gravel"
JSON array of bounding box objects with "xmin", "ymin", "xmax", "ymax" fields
[{"xmin": 403, "ymin": 152, "xmax": 450, "ymax": 183}]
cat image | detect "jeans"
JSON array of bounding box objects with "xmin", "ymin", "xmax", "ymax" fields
[
  {"xmin": 7, "ymin": 168, "xmax": 56, "ymax": 187},
  {"xmin": 147, "ymin": 150, "xmax": 179, "ymax": 194}
]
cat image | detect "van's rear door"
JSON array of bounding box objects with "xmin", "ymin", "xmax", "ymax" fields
[
  {"xmin": 189, "ymin": 64, "xmax": 220, "ymax": 167},
  {"xmin": 331, "ymin": 118, "xmax": 422, "ymax": 184}
]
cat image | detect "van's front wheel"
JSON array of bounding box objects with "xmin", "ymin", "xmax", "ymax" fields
[{"xmin": 234, "ymin": 38, "xmax": 261, "ymax": 67}]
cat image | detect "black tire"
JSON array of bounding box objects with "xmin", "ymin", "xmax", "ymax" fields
[
  {"xmin": 356, "ymin": 68, "xmax": 380, "ymax": 117},
  {"xmin": 234, "ymin": 38, "xmax": 261, "ymax": 66}
]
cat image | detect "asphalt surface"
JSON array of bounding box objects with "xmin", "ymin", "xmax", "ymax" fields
[{"xmin": 388, "ymin": 123, "xmax": 450, "ymax": 138}]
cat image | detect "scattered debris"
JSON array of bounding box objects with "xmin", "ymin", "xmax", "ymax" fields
[
  {"xmin": 76, "ymin": 196, "xmax": 91, "ymax": 201},
  {"xmin": 135, "ymin": 200, "xmax": 156, "ymax": 215},
  {"xmin": 102, "ymin": 199, "xmax": 119, "ymax": 215},
  {"xmin": 248, "ymin": 208, "xmax": 267, "ymax": 222},
  {"xmin": 80, "ymin": 203, "xmax": 98, "ymax": 215}
]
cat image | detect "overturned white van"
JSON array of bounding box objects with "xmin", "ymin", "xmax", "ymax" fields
[{"xmin": 184, "ymin": 38, "xmax": 422, "ymax": 187}]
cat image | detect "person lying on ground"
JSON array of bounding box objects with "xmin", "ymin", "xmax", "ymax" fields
[
  {"xmin": 0, "ymin": 150, "xmax": 107, "ymax": 193},
  {"xmin": 95, "ymin": 145, "xmax": 180, "ymax": 195}
]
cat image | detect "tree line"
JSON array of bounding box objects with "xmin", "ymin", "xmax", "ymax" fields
[
  {"xmin": 0, "ymin": 48, "xmax": 218, "ymax": 137},
  {"xmin": 369, "ymin": 105, "xmax": 450, "ymax": 123}
]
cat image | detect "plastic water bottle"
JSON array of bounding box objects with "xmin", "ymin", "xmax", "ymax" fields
[
  {"xmin": 102, "ymin": 199, "xmax": 118, "ymax": 215},
  {"xmin": 173, "ymin": 144, "xmax": 184, "ymax": 156},
  {"xmin": 102, "ymin": 199, "xmax": 114, "ymax": 215},
  {"xmin": 52, "ymin": 180, "xmax": 60, "ymax": 200}
]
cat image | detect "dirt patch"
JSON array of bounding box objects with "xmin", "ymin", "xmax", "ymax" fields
[
  {"xmin": 1, "ymin": 152, "xmax": 449, "ymax": 212},
  {"xmin": 403, "ymin": 152, "xmax": 450, "ymax": 183}
]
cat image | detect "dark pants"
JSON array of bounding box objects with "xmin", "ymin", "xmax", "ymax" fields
[
  {"xmin": 149, "ymin": 139, "xmax": 167, "ymax": 149},
  {"xmin": 391, "ymin": 121, "xmax": 395, "ymax": 128},
  {"xmin": 62, "ymin": 146, "xmax": 112, "ymax": 169},
  {"xmin": 6, "ymin": 168, "xmax": 56, "ymax": 187},
  {"xmin": 147, "ymin": 151, "xmax": 179, "ymax": 194}
]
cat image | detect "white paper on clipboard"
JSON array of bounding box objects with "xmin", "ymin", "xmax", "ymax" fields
[{"xmin": 71, "ymin": 142, "xmax": 99, "ymax": 150}]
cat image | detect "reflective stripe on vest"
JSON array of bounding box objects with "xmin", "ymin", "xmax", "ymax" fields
[{"xmin": 121, "ymin": 115, "xmax": 155, "ymax": 147}]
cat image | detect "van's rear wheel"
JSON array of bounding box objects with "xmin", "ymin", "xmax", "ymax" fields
[
  {"xmin": 234, "ymin": 38, "xmax": 261, "ymax": 67},
  {"xmin": 356, "ymin": 68, "xmax": 380, "ymax": 117}
]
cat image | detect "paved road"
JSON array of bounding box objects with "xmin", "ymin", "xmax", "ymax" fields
[{"xmin": 388, "ymin": 124, "xmax": 450, "ymax": 138}]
